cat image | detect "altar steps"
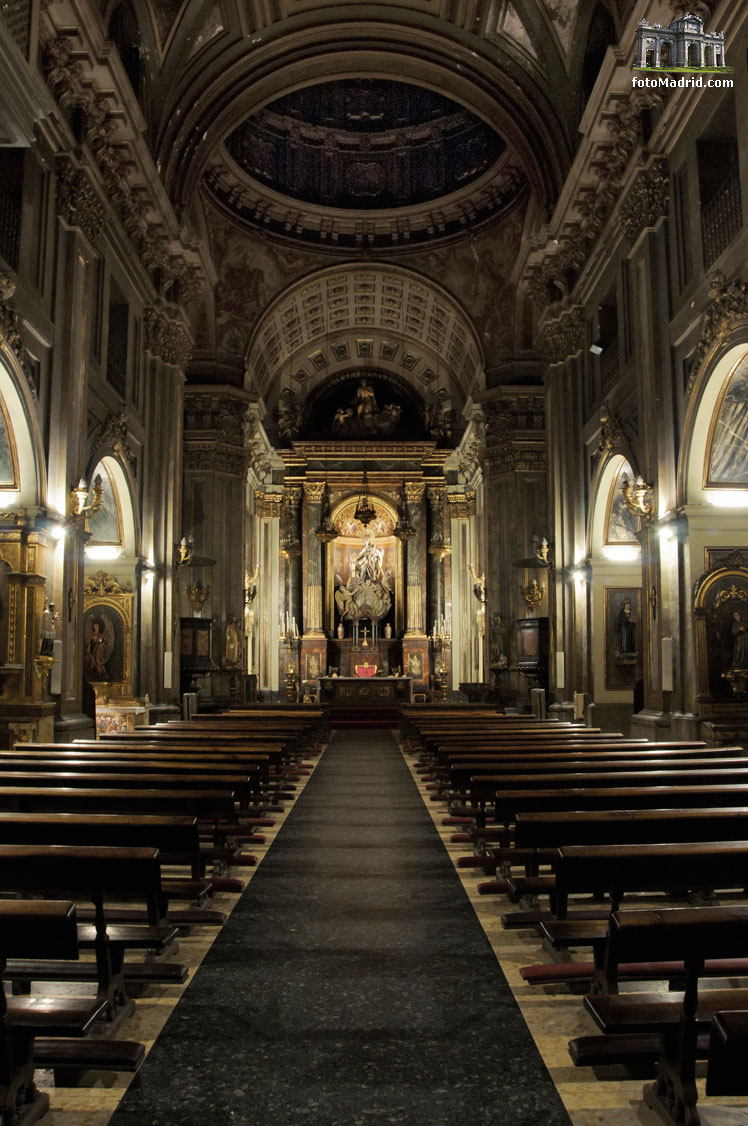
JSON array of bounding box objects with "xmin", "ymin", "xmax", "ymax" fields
[{"xmin": 328, "ymin": 707, "xmax": 401, "ymax": 729}]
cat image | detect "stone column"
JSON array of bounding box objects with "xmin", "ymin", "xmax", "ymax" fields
[
  {"xmin": 303, "ymin": 481, "xmax": 326, "ymax": 637},
  {"xmin": 142, "ymin": 305, "xmax": 191, "ymax": 708},
  {"xmin": 280, "ymin": 486, "xmax": 303, "ymax": 634},
  {"xmin": 404, "ymin": 481, "xmax": 426, "ymax": 635},
  {"xmin": 46, "ymin": 163, "xmax": 103, "ymax": 737},
  {"xmin": 427, "ymin": 484, "xmax": 450, "ymax": 632}
]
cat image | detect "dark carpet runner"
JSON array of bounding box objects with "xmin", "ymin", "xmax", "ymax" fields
[{"xmin": 109, "ymin": 729, "xmax": 571, "ymax": 1126}]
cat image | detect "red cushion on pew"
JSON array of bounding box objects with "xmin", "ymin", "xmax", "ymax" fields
[
  {"xmin": 450, "ymin": 833, "xmax": 472, "ymax": 843},
  {"xmin": 478, "ymin": 880, "xmax": 509, "ymax": 895},
  {"xmin": 457, "ymin": 855, "xmax": 496, "ymax": 870},
  {"xmin": 209, "ymin": 877, "xmax": 245, "ymax": 893},
  {"xmin": 520, "ymin": 958, "xmax": 748, "ymax": 985}
]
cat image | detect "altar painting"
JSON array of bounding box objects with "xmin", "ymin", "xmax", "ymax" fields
[{"xmin": 604, "ymin": 587, "xmax": 642, "ymax": 689}]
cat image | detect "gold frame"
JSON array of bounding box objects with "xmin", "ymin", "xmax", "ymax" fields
[{"xmin": 83, "ymin": 591, "xmax": 134, "ymax": 700}]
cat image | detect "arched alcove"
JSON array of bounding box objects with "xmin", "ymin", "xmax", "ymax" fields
[
  {"xmin": 0, "ymin": 349, "xmax": 45, "ymax": 510},
  {"xmin": 588, "ymin": 454, "xmax": 642, "ymax": 714}
]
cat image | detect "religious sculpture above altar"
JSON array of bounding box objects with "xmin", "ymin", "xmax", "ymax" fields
[{"xmin": 334, "ymin": 537, "xmax": 393, "ymax": 625}]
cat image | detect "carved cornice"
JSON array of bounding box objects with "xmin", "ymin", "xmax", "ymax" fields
[
  {"xmin": 446, "ymin": 490, "xmax": 476, "ymax": 519},
  {"xmin": 183, "ymin": 441, "xmax": 248, "ymax": 476},
  {"xmin": 43, "ymin": 34, "xmax": 206, "ymax": 300},
  {"xmin": 692, "ymin": 272, "xmax": 748, "ymax": 388},
  {"xmin": 538, "ymin": 304, "xmax": 585, "ymax": 365},
  {"xmin": 144, "ymin": 305, "xmax": 192, "ymax": 369},
  {"xmin": 619, "ymin": 157, "xmax": 670, "ymax": 243},
  {"xmin": 255, "ymin": 491, "xmax": 283, "ymax": 519},
  {"xmin": 55, "ymin": 156, "xmax": 104, "ymax": 245},
  {"xmin": 484, "ymin": 440, "xmax": 546, "ymax": 476},
  {"xmin": 484, "ymin": 395, "xmax": 545, "ymax": 438},
  {"xmin": 522, "ymin": 94, "xmax": 664, "ymax": 314}
]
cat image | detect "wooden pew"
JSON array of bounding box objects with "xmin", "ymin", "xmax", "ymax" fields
[
  {"xmin": 552, "ymin": 841, "xmax": 748, "ymax": 919},
  {"xmin": 0, "ymin": 845, "xmax": 176, "ymax": 1023},
  {"xmin": 582, "ymin": 906, "xmax": 748, "ymax": 1126},
  {"xmin": 0, "ymin": 901, "xmax": 113, "ymax": 1120}
]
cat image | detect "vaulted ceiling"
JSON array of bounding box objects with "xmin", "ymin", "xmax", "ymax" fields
[{"xmin": 98, "ymin": 0, "xmax": 628, "ymax": 406}]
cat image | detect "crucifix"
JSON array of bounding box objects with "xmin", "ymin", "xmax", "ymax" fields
[{"xmin": 361, "ymin": 626, "xmax": 369, "ymax": 648}]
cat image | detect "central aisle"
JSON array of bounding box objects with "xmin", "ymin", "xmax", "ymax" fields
[{"xmin": 110, "ymin": 728, "xmax": 571, "ymax": 1125}]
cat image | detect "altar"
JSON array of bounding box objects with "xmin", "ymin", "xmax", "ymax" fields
[{"xmin": 317, "ymin": 676, "xmax": 412, "ymax": 706}]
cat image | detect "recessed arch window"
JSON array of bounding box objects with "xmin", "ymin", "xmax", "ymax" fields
[{"xmin": 706, "ymin": 354, "xmax": 748, "ymax": 487}]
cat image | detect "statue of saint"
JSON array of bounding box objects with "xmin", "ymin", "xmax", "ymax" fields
[
  {"xmin": 354, "ymin": 538, "xmax": 383, "ymax": 583},
  {"xmin": 41, "ymin": 603, "xmax": 58, "ymax": 655},
  {"xmin": 225, "ymin": 615, "xmax": 242, "ymax": 669},
  {"xmin": 354, "ymin": 378, "xmax": 378, "ymax": 424}
]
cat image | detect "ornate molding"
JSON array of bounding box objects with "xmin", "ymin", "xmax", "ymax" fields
[
  {"xmin": 144, "ymin": 305, "xmax": 192, "ymax": 369},
  {"xmin": 255, "ymin": 491, "xmax": 283, "ymax": 519},
  {"xmin": 619, "ymin": 157, "xmax": 670, "ymax": 243},
  {"xmin": 55, "ymin": 157, "xmax": 104, "ymax": 245},
  {"xmin": 692, "ymin": 272, "xmax": 748, "ymax": 386},
  {"xmin": 538, "ymin": 304, "xmax": 585, "ymax": 365},
  {"xmin": 597, "ymin": 400, "xmax": 626, "ymax": 456},
  {"xmin": 446, "ymin": 490, "xmax": 476, "ymax": 519},
  {"xmin": 183, "ymin": 441, "xmax": 248, "ymax": 476},
  {"xmin": 43, "ymin": 35, "xmax": 206, "ymax": 301},
  {"xmin": 96, "ymin": 410, "xmax": 133, "ymax": 467},
  {"xmin": 522, "ymin": 93, "xmax": 664, "ymax": 314},
  {"xmin": 0, "ymin": 275, "xmax": 34, "ymax": 395},
  {"xmin": 84, "ymin": 570, "xmax": 133, "ymax": 595}
]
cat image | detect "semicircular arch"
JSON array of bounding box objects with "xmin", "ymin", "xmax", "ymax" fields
[
  {"xmin": 0, "ymin": 346, "xmax": 46, "ymax": 511},
  {"xmin": 246, "ymin": 262, "xmax": 485, "ymax": 416}
]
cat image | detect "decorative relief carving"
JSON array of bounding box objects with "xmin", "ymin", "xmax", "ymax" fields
[
  {"xmin": 303, "ymin": 481, "xmax": 327, "ymax": 503},
  {"xmin": 43, "ymin": 35, "xmax": 206, "ymax": 301},
  {"xmin": 0, "ymin": 275, "xmax": 33, "ymax": 394},
  {"xmin": 404, "ymin": 481, "xmax": 427, "ymax": 503},
  {"xmin": 55, "ymin": 157, "xmax": 104, "ymax": 244},
  {"xmin": 446, "ymin": 491, "xmax": 476, "ymax": 519},
  {"xmin": 538, "ymin": 304, "xmax": 585, "ymax": 365},
  {"xmin": 96, "ymin": 411, "xmax": 133, "ymax": 467},
  {"xmin": 597, "ymin": 400, "xmax": 626, "ymax": 456},
  {"xmin": 144, "ymin": 305, "xmax": 192, "ymax": 368},
  {"xmin": 522, "ymin": 94, "xmax": 664, "ymax": 315},
  {"xmin": 183, "ymin": 442, "xmax": 247, "ymax": 476},
  {"xmin": 255, "ymin": 491, "xmax": 283, "ymax": 519},
  {"xmin": 619, "ymin": 157, "xmax": 670, "ymax": 242},
  {"xmin": 693, "ymin": 272, "xmax": 748, "ymax": 386},
  {"xmin": 84, "ymin": 570, "xmax": 133, "ymax": 595}
]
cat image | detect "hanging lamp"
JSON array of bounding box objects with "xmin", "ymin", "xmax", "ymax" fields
[{"xmin": 354, "ymin": 467, "xmax": 376, "ymax": 527}]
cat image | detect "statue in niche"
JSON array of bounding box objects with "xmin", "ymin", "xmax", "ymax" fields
[
  {"xmin": 335, "ymin": 537, "xmax": 393, "ymax": 622},
  {"xmin": 225, "ymin": 615, "xmax": 242, "ymax": 669},
  {"xmin": 331, "ymin": 378, "xmax": 402, "ymax": 438},
  {"xmin": 731, "ymin": 610, "xmax": 748, "ymax": 669}
]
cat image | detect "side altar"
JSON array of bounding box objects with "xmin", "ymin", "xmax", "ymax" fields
[{"xmin": 317, "ymin": 676, "xmax": 412, "ymax": 706}]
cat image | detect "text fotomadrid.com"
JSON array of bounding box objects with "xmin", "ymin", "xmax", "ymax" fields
[{"xmin": 632, "ymin": 74, "xmax": 734, "ymax": 89}]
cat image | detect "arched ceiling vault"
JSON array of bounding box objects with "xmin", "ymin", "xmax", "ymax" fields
[{"xmin": 247, "ymin": 264, "xmax": 484, "ymax": 417}]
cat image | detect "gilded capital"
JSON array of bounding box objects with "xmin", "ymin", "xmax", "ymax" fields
[
  {"xmin": 404, "ymin": 481, "xmax": 426, "ymax": 503},
  {"xmin": 303, "ymin": 481, "xmax": 327, "ymax": 503}
]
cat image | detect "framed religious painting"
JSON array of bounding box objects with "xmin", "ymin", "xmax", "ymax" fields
[{"xmin": 604, "ymin": 587, "xmax": 642, "ymax": 690}]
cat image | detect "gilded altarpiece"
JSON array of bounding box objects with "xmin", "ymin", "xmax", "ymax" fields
[{"xmin": 0, "ymin": 520, "xmax": 56, "ymax": 746}]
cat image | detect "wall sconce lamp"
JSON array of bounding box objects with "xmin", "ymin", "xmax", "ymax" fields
[
  {"xmin": 621, "ymin": 475, "xmax": 654, "ymax": 520},
  {"xmin": 69, "ymin": 475, "xmax": 103, "ymax": 529},
  {"xmin": 176, "ymin": 535, "xmax": 195, "ymax": 567}
]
